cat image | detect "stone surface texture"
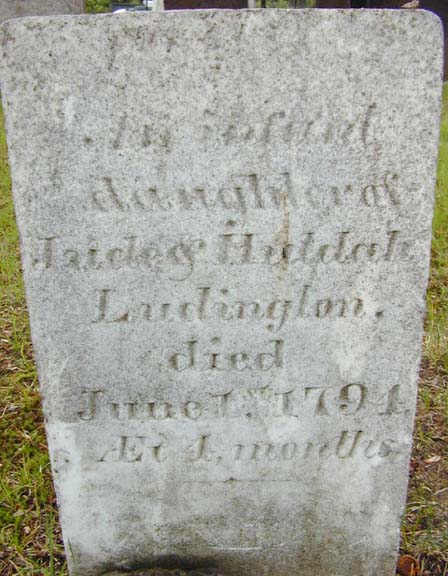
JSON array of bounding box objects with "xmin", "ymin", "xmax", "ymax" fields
[
  {"xmin": 0, "ymin": 9, "xmax": 443, "ymax": 576},
  {"xmin": 0, "ymin": 0, "xmax": 84, "ymax": 22}
]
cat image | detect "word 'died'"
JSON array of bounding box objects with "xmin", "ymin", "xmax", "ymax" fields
[
  {"xmin": 96, "ymin": 430, "xmax": 399, "ymax": 466},
  {"xmin": 78, "ymin": 384, "xmax": 405, "ymax": 422},
  {"xmin": 93, "ymin": 284, "xmax": 374, "ymax": 329},
  {"xmin": 32, "ymin": 228, "xmax": 411, "ymax": 280},
  {"xmin": 91, "ymin": 171, "xmax": 401, "ymax": 214},
  {"xmin": 169, "ymin": 338, "xmax": 284, "ymax": 372}
]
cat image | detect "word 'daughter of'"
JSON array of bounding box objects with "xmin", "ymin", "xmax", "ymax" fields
[{"xmin": 91, "ymin": 170, "xmax": 401, "ymax": 213}]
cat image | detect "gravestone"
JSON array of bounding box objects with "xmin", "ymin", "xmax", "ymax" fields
[
  {"xmin": 0, "ymin": 0, "xmax": 84, "ymax": 22},
  {"xmin": 0, "ymin": 9, "xmax": 443, "ymax": 576}
]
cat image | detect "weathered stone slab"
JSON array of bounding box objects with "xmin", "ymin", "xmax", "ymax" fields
[
  {"xmin": 0, "ymin": 9, "xmax": 443, "ymax": 576},
  {"xmin": 0, "ymin": 0, "xmax": 84, "ymax": 22}
]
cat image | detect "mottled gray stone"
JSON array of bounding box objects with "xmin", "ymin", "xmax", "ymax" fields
[
  {"xmin": 0, "ymin": 0, "xmax": 84, "ymax": 22},
  {"xmin": 0, "ymin": 9, "xmax": 443, "ymax": 576}
]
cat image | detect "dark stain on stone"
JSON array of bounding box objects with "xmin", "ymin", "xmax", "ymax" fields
[
  {"xmin": 101, "ymin": 556, "xmax": 222, "ymax": 576},
  {"xmin": 104, "ymin": 571, "xmax": 224, "ymax": 576}
]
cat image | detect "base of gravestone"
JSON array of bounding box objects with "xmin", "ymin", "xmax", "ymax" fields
[{"xmin": 104, "ymin": 570, "xmax": 225, "ymax": 576}]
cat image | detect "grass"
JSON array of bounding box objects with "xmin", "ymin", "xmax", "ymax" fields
[
  {"xmin": 0, "ymin": 111, "xmax": 66, "ymax": 573},
  {"xmin": 425, "ymin": 90, "xmax": 448, "ymax": 374},
  {"xmin": 398, "ymin": 87, "xmax": 448, "ymax": 576},
  {"xmin": 0, "ymin": 87, "xmax": 447, "ymax": 574}
]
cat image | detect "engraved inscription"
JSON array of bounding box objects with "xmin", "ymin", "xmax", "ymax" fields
[
  {"xmin": 168, "ymin": 339, "xmax": 284, "ymax": 372},
  {"xmin": 90, "ymin": 171, "xmax": 401, "ymax": 213},
  {"xmin": 103, "ymin": 104, "xmax": 380, "ymax": 152},
  {"xmin": 92, "ymin": 285, "xmax": 378, "ymax": 327},
  {"xmin": 94, "ymin": 430, "xmax": 400, "ymax": 466},
  {"xmin": 77, "ymin": 384, "xmax": 405, "ymax": 422},
  {"xmin": 32, "ymin": 228, "xmax": 411, "ymax": 276}
]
